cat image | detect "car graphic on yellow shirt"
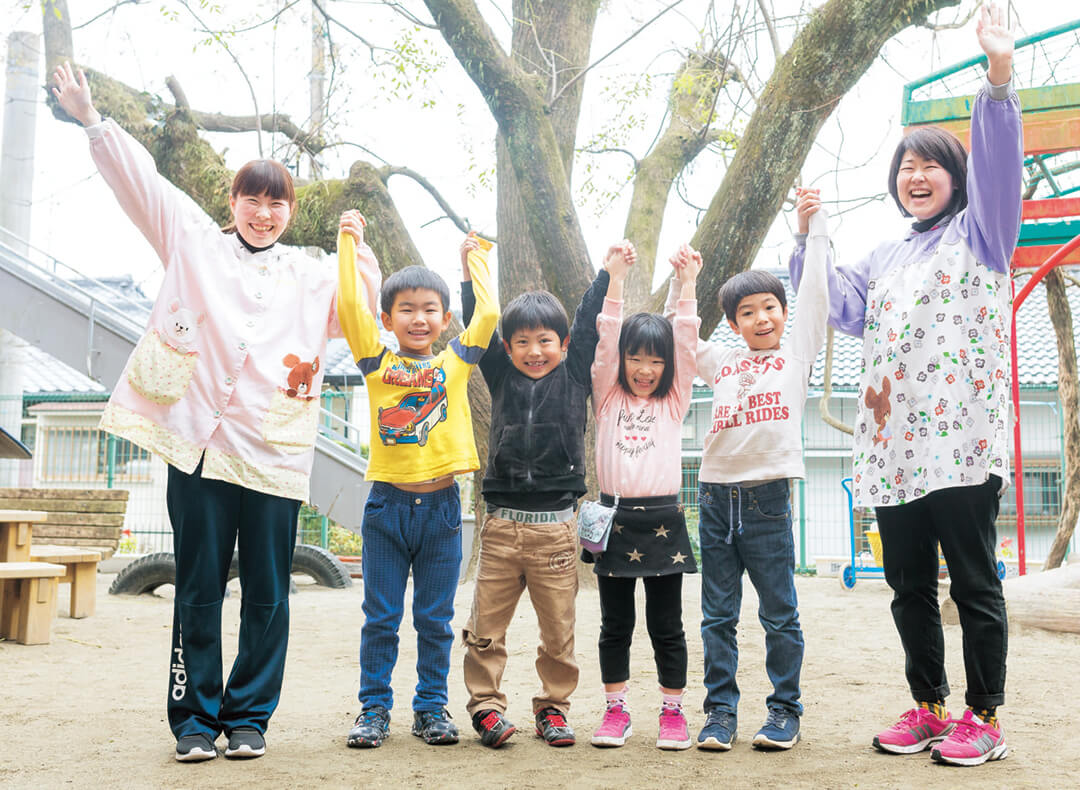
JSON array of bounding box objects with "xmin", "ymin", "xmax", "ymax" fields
[{"xmin": 377, "ymin": 388, "xmax": 448, "ymax": 446}]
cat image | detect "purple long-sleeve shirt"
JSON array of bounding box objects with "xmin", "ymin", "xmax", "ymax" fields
[{"xmin": 789, "ymin": 77, "xmax": 1022, "ymax": 508}]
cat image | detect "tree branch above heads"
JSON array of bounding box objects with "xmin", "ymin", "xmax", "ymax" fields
[
  {"xmin": 424, "ymin": 0, "xmax": 592, "ymax": 303},
  {"xmin": 678, "ymin": 0, "xmax": 961, "ymax": 335},
  {"xmin": 165, "ymin": 76, "xmax": 326, "ymax": 158}
]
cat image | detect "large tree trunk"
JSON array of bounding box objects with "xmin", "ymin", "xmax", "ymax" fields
[
  {"xmin": 1042, "ymin": 268, "xmax": 1080, "ymax": 569},
  {"xmin": 655, "ymin": 0, "xmax": 960, "ymax": 332},
  {"xmin": 495, "ymin": 0, "xmax": 599, "ymax": 301}
]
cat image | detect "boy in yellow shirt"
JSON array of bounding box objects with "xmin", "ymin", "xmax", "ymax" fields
[{"xmin": 336, "ymin": 217, "xmax": 498, "ymax": 748}]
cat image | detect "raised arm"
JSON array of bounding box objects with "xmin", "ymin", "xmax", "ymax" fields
[
  {"xmin": 52, "ymin": 63, "xmax": 214, "ymax": 268},
  {"xmin": 789, "ymin": 188, "xmax": 871, "ymax": 338},
  {"xmin": 337, "ymin": 227, "xmax": 387, "ymax": 374},
  {"xmin": 591, "ymin": 242, "xmax": 636, "ymax": 410},
  {"xmin": 452, "ymin": 236, "xmax": 499, "ymax": 363},
  {"xmin": 460, "ymin": 234, "xmax": 509, "ymax": 386},
  {"xmin": 789, "ymin": 208, "xmax": 831, "ymax": 362},
  {"xmin": 670, "ymin": 251, "xmax": 702, "ymax": 416},
  {"xmin": 565, "ymin": 266, "xmax": 612, "ymax": 387},
  {"xmin": 959, "ymin": 3, "xmax": 1022, "ymax": 274}
]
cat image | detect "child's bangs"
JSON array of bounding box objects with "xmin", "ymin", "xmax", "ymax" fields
[{"xmin": 231, "ymin": 159, "xmax": 296, "ymax": 205}]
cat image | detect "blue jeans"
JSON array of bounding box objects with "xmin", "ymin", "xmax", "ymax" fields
[
  {"xmin": 359, "ymin": 482, "xmax": 462, "ymax": 713},
  {"xmin": 698, "ymin": 479, "xmax": 803, "ymax": 717}
]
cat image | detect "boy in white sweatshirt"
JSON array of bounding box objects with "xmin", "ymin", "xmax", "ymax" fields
[{"xmin": 668, "ymin": 205, "xmax": 828, "ymax": 753}]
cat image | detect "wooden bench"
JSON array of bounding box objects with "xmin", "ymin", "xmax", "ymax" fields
[
  {"xmin": 30, "ymin": 546, "xmax": 102, "ymax": 618},
  {"xmin": 0, "ymin": 488, "xmax": 130, "ymax": 559},
  {"xmin": 0, "ymin": 562, "xmax": 66, "ymax": 645}
]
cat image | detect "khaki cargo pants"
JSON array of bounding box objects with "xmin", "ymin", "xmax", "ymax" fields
[{"xmin": 462, "ymin": 512, "xmax": 579, "ymax": 717}]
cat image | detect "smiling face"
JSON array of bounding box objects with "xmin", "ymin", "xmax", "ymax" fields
[
  {"xmin": 729, "ymin": 292, "xmax": 787, "ymax": 351},
  {"xmin": 504, "ymin": 326, "xmax": 569, "ymax": 379},
  {"xmin": 895, "ymin": 151, "xmax": 955, "ymax": 221},
  {"xmin": 623, "ymin": 351, "xmax": 666, "ymax": 399},
  {"xmin": 381, "ymin": 288, "xmax": 451, "ymax": 356},
  {"xmin": 229, "ymin": 192, "xmax": 292, "ymax": 248}
]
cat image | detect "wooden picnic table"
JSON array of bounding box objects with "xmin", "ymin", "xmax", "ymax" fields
[
  {"xmin": 0, "ymin": 509, "xmax": 48, "ymax": 562},
  {"xmin": 1, "ymin": 509, "xmax": 64, "ymax": 644}
]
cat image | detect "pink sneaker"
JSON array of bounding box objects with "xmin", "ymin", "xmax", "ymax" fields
[
  {"xmin": 930, "ymin": 710, "xmax": 1007, "ymax": 766},
  {"xmin": 591, "ymin": 704, "xmax": 632, "ymax": 747},
  {"xmin": 656, "ymin": 706, "xmax": 691, "ymax": 750},
  {"xmin": 872, "ymin": 707, "xmax": 954, "ymax": 754}
]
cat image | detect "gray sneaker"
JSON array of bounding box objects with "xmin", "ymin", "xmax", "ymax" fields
[
  {"xmin": 697, "ymin": 709, "xmax": 737, "ymax": 751},
  {"xmin": 348, "ymin": 706, "xmax": 391, "ymax": 748},
  {"xmin": 175, "ymin": 733, "xmax": 217, "ymax": 762},
  {"xmin": 225, "ymin": 727, "xmax": 266, "ymax": 759}
]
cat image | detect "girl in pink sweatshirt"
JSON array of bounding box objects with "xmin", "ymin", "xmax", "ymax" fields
[{"xmin": 587, "ymin": 243, "xmax": 700, "ymax": 751}]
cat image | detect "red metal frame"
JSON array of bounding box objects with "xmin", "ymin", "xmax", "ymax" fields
[{"xmin": 1010, "ymin": 232, "xmax": 1080, "ymax": 575}]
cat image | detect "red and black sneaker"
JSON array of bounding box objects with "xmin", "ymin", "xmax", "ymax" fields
[
  {"xmin": 535, "ymin": 707, "xmax": 576, "ymax": 747},
  {"xmin": 472, "ymin": 709, "xmax": 516, "ymax": 748}
]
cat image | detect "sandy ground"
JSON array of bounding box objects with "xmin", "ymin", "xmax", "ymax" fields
[{"xmin": 2, "ymin": 570, "xmax": 1077, "ymax": 790}]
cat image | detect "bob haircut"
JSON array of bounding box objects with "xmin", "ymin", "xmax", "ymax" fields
[
  {"xmin": 380, "ymin": 265, "xmax": 451, "ymax": 314},
  {"xmin": 719, "ymin": 270, "xmax": 787, "ymax": 324},
  {"xmin": 500, "ymin": 290, "xmax": 570, "ymax": 342},
  {"xmin": 887, "ymin": 126, "xmax": 968, "ymax": 218},
  {"xmin": 223, "ymin": 159, "xmax": 297, "ymax": 234},
  {"xmin": 618, "ymin": 313, "xmax": 676, "ymax": 400}
]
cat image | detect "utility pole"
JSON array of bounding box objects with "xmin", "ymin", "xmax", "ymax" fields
[{"xmin": 0, "ymin": 32, "xmax": 39, "ymax": 485}]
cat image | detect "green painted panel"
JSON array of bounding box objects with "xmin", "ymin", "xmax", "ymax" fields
[
  {"xmin": 1018, "ymin": 220, "xmax": 1080, "ymax": 246},
  {"xmin": 904, "ymin": 84, "xmax": 1080, "ymax": 126}
]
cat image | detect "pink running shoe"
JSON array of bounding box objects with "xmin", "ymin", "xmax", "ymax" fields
[
  {"xmin": 591, "ymin": 704, "xmax": 632, "ymax": 747},
  {"xmin": 872, "ymin": 707, "xmax": 954, "ymax": 754},
  {"xmin": 656, "ymin": 706, "xmax": 692, "ymax": 751},
  {"xmin": 930, "ymin": 710, "xmax": 1007, "ymax": 766}
]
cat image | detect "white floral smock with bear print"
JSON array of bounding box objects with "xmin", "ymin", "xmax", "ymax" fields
[
  {"xmin": 789, "ymin": 77, "xmax": 1022, "ymax": 508},
  {"xmin": 87, "ymin": 119, "xmax": 380, "ymax": 502}
]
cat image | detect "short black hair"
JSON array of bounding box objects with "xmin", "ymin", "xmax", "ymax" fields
[
  {"xmin": 719, "ymin": 270, "xmax": 787, "ymax": 324},
  {"xmin": 500, "ymin": 290, "xmax": 569, "ymax": 342},
  {"xmin": 887, "ymin": 126, "xmax": 968, "ymax": 217},
  {"xmin": 380, "ymin": 266, "xmax": 450, "ymax": 314},
  {"xmin": 618, "ymin": 313, "xmax": 676, "ymax": 400}
]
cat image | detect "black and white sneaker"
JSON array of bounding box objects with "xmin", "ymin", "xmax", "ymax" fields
[
  {"xmin": 175, "ymin": 733, "xmax": 217, "ymax": 762},
  {"xmin": 225, "ymin": 727, "xmax": 266, "ymax": 759}
]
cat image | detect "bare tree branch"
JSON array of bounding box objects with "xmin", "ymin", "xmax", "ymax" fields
[
  {"xmin": 552, "ymin": 0, "xmax": 691, "ymax": 105},
  {"xmin": 918, "ymin": 3, "xmax": 978, "ymax": 31},
  {"xmin": 313, "ymin": 0, "xmax": 397, "ymax": 58},
  {"xmin": 756, "ymin": 0, "xmax": 784, "ymax": 58},
  {"xmin": 177, "ymin": 0, "xmax": 264, "ymax": 156},
  {"xmin": 380, "ymin": 165, "xmax": 478, "ymax": 236},
  {"xmin": 381, "ymin": 2, "xmax": 439, "ymax": 30},
  {"xmin": 165, "ymin": 75, "xmax": 325, "ymax": 157},
  {"xmin": 187, "ymin": 0, "xmax": 303, "ymax": 35},
  {"xmin": 72, "ymin": 0, "xmax": 141, "ymax": 31}
]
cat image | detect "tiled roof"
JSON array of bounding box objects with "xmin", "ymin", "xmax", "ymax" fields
[{"xmin": 705, "ymin": 267, "xmax": 1080, "ymax": 390}]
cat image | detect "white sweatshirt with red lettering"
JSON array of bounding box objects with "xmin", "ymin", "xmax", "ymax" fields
[{"xmin": 668, "ymin": 212, "xmax": 829, "ymax": 484}]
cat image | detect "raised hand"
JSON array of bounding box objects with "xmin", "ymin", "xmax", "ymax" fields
[
  {"xmin": 677, "ymin": 247, "xmax": 702, "ymax": 284},
  {"xmin": 339, "ymin": 210, "xmax": 366, "ymax": 244},
  {"xmin": 51, "ymin": 62, "xmax": 101, "ymax": 127},
  {"xmin": 604, "ymin": 240, "xmax": 636, "ymax": 279},
  {"xmin": 795, "ymin": 187, "xmax": 822, "ymax": 235},
  {"xmin": 976, "ymin": 3, "xmax": 1013, "ymax": 85},
  {"xmin": 460, "ymin": 231, "xmax": 480, "ymax": 273}
]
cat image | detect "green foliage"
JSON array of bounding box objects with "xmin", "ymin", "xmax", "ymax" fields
[{"xmin": 371, "ymin": 26, "xmax": 447, "ymax": 109}]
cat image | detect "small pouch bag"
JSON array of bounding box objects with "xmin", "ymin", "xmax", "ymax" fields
[{"xmin": 577, "ymin": 495, "xmax": 619, "ymax": 554}]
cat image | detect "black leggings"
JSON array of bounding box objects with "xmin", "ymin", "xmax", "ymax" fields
[
  {"xmin": 597, "ymin": 573, "xmax": 687, "ymax": 690},
  {"xmin": 876, "ymin": 475, "xmax": 1007, "ymax": 709}
]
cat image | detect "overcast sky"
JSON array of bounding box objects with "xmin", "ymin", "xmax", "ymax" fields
[{"xmin": 3, "ymin": 1, "xmax": 1077, "ymax": 306}]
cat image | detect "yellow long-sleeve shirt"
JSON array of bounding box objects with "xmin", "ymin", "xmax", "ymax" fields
[{"xmin": 337, "ymin": 234, "xmax": 499, "ymax": 483}]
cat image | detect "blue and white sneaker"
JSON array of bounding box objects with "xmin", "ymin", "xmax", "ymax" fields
[
  {"xmin": 697, "ymin": 709, "xmax": 736, "ymax": 751},
  {"xmin": 752, "ymin": 706, "xmax": 800, "ymax": 750}
]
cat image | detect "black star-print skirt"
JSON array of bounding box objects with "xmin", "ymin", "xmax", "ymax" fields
[{"xmin": 583, "ymin": 494, "xmax": 698, "ymax": 577}]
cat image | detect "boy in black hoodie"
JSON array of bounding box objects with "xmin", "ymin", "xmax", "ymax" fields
[{"xmin": 459, "ymin": 235, "xmax": 626, "ymax": 749}]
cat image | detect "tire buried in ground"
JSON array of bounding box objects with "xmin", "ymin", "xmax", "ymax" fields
[{"xmin": 110, "ymin": 545, "xmax": 353, "ymax": 595}]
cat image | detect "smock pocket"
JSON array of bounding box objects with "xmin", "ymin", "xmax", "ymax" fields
[
  {"xmin": 261, "ymin": 389, "xmax": 320, "ymax": 454},
  {"xmin": 126, "ymin": 330, "xmax": 198, "ymax": 405}
]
